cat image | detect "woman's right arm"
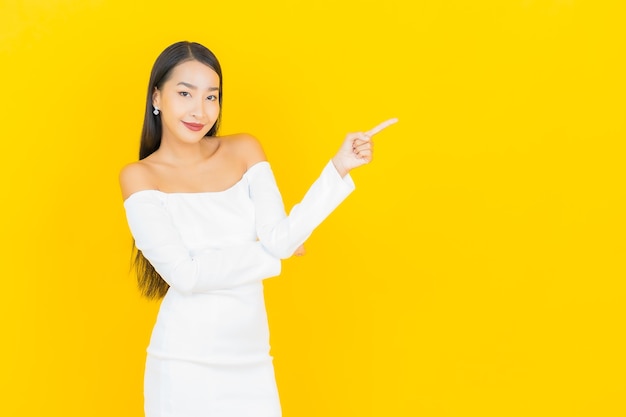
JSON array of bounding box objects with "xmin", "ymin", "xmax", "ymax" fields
[{"xmin": 120, "ymin": 164, "xmax": 280, "ymax": 295}]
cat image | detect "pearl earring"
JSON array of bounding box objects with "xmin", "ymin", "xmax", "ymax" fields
[{"xmin": 153, "ymin": 107, "xmax": 160, "ymax": 116}]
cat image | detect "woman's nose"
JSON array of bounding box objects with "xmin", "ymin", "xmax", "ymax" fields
[{"xmin": 190, "ymin": 98, "xmax": 206, "ymax": 119}]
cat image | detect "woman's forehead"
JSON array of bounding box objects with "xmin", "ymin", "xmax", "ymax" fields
[{"xmin": 168, "ymin": 60, "xmax": 220, "ymax": 88}]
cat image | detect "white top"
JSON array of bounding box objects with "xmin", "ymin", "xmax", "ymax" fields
[{"xmin": 123, "ymin": 160, "xmax": 355, "ymax": 365}]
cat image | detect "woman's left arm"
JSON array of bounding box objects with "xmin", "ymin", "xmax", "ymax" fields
[
  {"xmin": 246, "ymin": 119, "xmax": 395, "ymax": 258},
  {"xmin": 247, "ymin": 159, "xmax": 356, "ymax": 259}
]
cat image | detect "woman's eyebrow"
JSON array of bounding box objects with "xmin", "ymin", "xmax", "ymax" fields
[{"xmin": 176, "ymin": 81, "xmax": 219, "ymax": 91}]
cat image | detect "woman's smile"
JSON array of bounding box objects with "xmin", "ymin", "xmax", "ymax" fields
[{"xmin": 182, "ymin": 121, "xmax": 205, "ymax": 131}]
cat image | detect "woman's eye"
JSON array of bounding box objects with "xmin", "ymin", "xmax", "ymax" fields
[
  {"xmin": 179, "ymin": 91, "xmax": 190, "ymax": 97},
  {"xmin": 207, "ymin": 95, "xmax": 218, "ymax": 101}
]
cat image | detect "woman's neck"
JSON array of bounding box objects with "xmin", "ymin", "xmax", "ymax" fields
[{"xmin": 156, "ymin": 136, "xmax": 220, "ymax": 166}]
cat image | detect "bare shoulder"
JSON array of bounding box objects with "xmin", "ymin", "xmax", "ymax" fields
[
  {"xmin": 119, "ymin": 160, "xmax": 157, "ymax": 201},
  {"xmin": 220, "ymin": 133, "xmax": 268, "ymax": 168}
]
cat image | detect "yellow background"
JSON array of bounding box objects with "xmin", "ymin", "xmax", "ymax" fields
[{"xmin": 1, "ymin": 0, "xmax": 624, "ymax": 415}]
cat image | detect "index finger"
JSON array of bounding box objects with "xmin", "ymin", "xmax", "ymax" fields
[{"xmin": 365, "ymin": 117, "xmax": 399, "ymax": 137}]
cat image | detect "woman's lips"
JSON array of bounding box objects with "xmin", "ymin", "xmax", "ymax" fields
[{"xmin": 182, "ymin": 121, "xmax": 205, "ymax": 132}]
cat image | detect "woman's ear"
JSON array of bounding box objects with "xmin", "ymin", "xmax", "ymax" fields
[{"xmin": 152, "ymin": 86, "xmax": 161, "ymax": 109}]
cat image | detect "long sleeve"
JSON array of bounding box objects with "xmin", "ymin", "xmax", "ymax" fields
[
  {"xmin": 246, "ymin": 160, "xmax": 356, "ymax": 259},
  {"xmin": 123, "ymin": 191, "xmax": 281, "ymax": 295}
]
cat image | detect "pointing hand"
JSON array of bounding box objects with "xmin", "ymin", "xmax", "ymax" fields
[{"xmin": 332, "ymin": 118, "xmax": 398, "ymax": 177}]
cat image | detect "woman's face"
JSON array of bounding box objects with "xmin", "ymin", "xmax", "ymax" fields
[{"xmin": 153, "ymin": 59, "xmax": 220, "ymax": 143}]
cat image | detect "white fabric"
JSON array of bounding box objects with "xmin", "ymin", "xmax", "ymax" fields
[{"xmin": 123, "ymin": 160, "xmax": 355, "ymax": 417}]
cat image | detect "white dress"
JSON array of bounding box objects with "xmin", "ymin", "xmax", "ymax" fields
[{"xmin": 123, "ymin": 160, "xmax": 355, "ymax": 417}]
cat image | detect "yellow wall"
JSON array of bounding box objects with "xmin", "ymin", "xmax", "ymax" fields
[{"xmin": 1, "ymin": 0, "xmax": 624, "ymax": 415}]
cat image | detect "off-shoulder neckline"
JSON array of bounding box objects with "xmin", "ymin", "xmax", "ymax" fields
[{"xmin": 123, "ymin": 160, "xmax": 270, "ymax": 203}]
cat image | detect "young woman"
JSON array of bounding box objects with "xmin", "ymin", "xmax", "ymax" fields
[{"xmin": 120, "ymin": 41, "xmax": 396, "ymax": 417}]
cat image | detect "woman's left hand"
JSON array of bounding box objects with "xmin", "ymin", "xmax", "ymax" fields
[
  {"xmin": 331, "ymin": 118, "xmax": 397, "ymax": 177},
  {"xmin": 332, "ymin": 132, "xmax": 374, "ymax": 177}
]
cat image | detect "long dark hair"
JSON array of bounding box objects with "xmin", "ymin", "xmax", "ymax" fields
[{"xmin": 134, "ymin": 41, "xmax": 223, "ymax": 299}]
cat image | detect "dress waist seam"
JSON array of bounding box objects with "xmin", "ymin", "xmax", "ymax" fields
[{"xmin": 146, "ymin": 348, "xmax": 273, "ymax": 366}]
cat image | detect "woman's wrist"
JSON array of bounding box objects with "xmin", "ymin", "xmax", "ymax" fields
[{"xmin": 331, "ymin": 156, "xmax": 349, "ymax": 178}]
